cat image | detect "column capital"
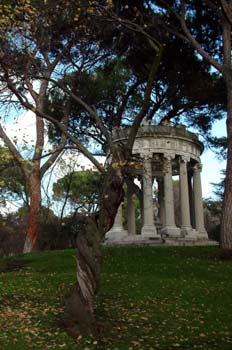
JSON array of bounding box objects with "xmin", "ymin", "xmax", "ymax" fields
[
  {"xmin": 163, "ymin": 153, "xmax": 175, "ymax": 161},
  {"xmin": 193, "ymin": 163, "xmax": 202, "ymax": 172},
  {"xmin": 179, "ymin": 155, "xmax": 190, "ymax": 163},
  {"xmin": 143, "ymin": 154, "xmax": 153, "ymax": 161}
]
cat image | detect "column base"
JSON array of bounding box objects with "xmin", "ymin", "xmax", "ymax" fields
[
  {"xmin": 128, "ymin": 231, "xmax": 136, "ymax": 236},
  {"xmin": 141, "ymin": 225, "xmax": 159, "ymax": 239},
  {"xmin": 105, "ymin": 227, "xmax": 128, "ymax": 241},
  {"xmin": 181, "ymin": 226, "xmax": 197, "ymax": 239},
  {"xmin": 161, "ymin": 225, "xmax": 181, "ymax": 238},
  {"xmin": 196, "ymin": 229, "xmax": 208, "ymax": 240}
]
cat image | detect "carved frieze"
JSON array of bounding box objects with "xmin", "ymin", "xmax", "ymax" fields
[{"xmin": 132, "ymin": 135, "xmax": 201, "ymax": 162}]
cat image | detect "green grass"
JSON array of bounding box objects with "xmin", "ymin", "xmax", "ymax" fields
[{"xmin": 0, "ymin": 246, "xmax": 232, "ymax": 350}]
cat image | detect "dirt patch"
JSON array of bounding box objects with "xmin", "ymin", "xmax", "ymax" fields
[{"xmin": 0, "ymin": 259, "xmax": 28, "ymax": 273}]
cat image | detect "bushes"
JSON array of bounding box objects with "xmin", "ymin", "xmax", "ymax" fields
[
  {"xmin": 0, "ymin": 208, "xmax": 80, "ymax": 256},
  {"xmin": 0, "ymin": 214, "xmax": 26, "ymax": 257},
  {"xmin": 38, "ymin": 223, "xmax": 75, "ymax": 250}
]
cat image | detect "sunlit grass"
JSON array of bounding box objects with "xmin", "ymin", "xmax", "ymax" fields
[{"xmin": 0, "ymin": 246, "xmax": 231, "ymax": 349}]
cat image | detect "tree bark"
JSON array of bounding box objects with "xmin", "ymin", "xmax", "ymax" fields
[
  {"xmin": 220, "ymin": 18, "xmax": 232, "ymax": 249},
  {"xmin": 23, "ymin": 169, "xmax": 41, "ymax": 253},
  {"xmin": 220, "ymin": 75, "xmax": 232, "ymax": 249},
  {"xmin": 61, "ymin": 164, "xmax": 124, "ymax": 336}
]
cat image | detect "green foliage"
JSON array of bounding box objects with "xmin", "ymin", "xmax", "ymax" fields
[
  {"xmin": 47, "ymin": 57, "xmax": 144, "ymax": 149},
  {"xmin": 100, "ymin": 1, "xmax": 226, "ymax": 139},
  {"xmin": 0, "ymin": 146, "xmax": 28, "ymax": 206},
  {"xmin": 53, "ymin": 170, "xmax": 102, "ymax": 213},
  {"xmin": 0, "ymin": 212, "xmax": 26, "ymax": 256},
  {"xmin": 0, "ymin": 246, "xmax": 232, "ymax": 349},
  {"xmin": 208, "ymin": 136, "xmax": 227, "ymax": 161}
]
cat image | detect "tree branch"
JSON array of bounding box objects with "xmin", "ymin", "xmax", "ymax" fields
[
  {"xmin": 222, "ymin": 13, "xmax": 232, "ymax": 70},
  {"xmin": 179, "ymin": 0, "xmax": 223, "ymax": 72},
  {"xmin": 4, "ymin": 76, "xmax": 104, "ymax": 173},
  {"xmin": 33, "ymin": 80, "xmax": 48, "ymax": 162},
  {"xmin": 42, "ymin": 77, "xmax": 111, "ymax": 144},
  {"xmin": 40, "ymin": 113, "xmax": 68, "ymax": 176},
  {"xmin": 127, "ymin": 46, "xmax": 163, "ymax": 151},
  {"xmin": 0, "ymin": 123, "xmax": 29, "ymax": 177},
  {"xmin": 220, "ymin": 0, "xmax": 232, "ymax": 24},
  {"xmin": 116, "ymin": 79, "xmax": 144, "ymax": 127}
]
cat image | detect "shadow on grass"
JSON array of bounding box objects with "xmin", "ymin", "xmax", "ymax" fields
[{"xmin": 0, "ymin": 259, "xmax": 29, "ymax": 273}]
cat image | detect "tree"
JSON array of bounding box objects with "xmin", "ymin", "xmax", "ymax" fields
[
  {"xmin": 0, "ymin": 0, "xmax": 163, "ymax": 333},
  {"xmin": 92, "ymin": 2, "xmax": 226, "ymax": 143},
  {"xmin": 139, "ymin": 0, "xmax": 231, "ymax": 248},
  {"xmin": 0, "ymin": 0, "xmax": 226, "ymax": 334},
  {"xmin": 0, "ymin": 146, "xmax": 28, "ymax": 209},
  {"xmin": 171, "ymin": 0, "xmax": 232, "ymax": 248},
  {"xmin": 0, "ymin": 1, "xmax": 70, "ymax": 252},
  {"xmin": 108, "ymin": 0, "xmax": 231, "ymax": 248},
  {"xmin": 53, "ymin": 169, "xmax": 102, "ymax": 219},
  {"xmin": 0, "ymin": 103, "xmax": 67, "ymax": 253}
]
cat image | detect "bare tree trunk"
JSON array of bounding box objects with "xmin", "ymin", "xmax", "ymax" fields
[
  {"xmin": 220, "ymin": 17, "xmax": 232, "ymax": 249},
  {"xmin": 61, "ymin": 166, "xmax": 124, "ymax": 336},
  {"xmin": 220, "ymin": 75, "xmax": 232, "ymax": 249},
  {"xmin": 23, "ymin": 170, "xmax": 41, "ymax": 253}
]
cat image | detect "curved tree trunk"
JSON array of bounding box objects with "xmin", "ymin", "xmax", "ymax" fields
[
  {"xmin": 23, "ymin": 170, "xmax": 41, "ymax": 253},
  {"xmin": 61, "ymin": 165, "xmax": 124, "ymax": 336}
]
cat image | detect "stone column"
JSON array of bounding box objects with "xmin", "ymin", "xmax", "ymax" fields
[
  {"xmin": 141, "ymin": 156, "xmax": 159, "ymax": 238},
  {"xmin": 127, "ymin": 184, "xmax": 136, "ymax": 236},
  {"xmin": 193, "ymin": 163, "xmax": 208, "ymax": 239},
  {"xmin": 161, "ymin": 154, "xmax": 180, "ymax": 238},
  {"xmin": 105, "ymin": 203, "xmax": 128, "ymax": 241},
  {"xmin": 157, "ymin": 178, "xmax": 165, "ymax": 226},
  {"xmin": 188, "ymin": 170, "xmax": 195, "ymax": 228},
  {"xmin": 179, "ymin": 156, "xmax": 195, "ymax": 238}
]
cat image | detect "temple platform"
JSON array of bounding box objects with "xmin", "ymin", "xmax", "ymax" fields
[{"xmin": 103, "ymin": 236, "xmax": 218, "ymax": 246}]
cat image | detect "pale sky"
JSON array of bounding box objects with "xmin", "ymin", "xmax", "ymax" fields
[{"xmin": 197, "ymin": 118, "xmax": 226, "ymax": 198}]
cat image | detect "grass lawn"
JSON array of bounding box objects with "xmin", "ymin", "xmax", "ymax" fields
[{"xmin": 0, "ymin": 246, "xmax": 232, "ymax": 350}]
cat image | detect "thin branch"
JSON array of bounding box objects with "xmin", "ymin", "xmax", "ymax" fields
[
  {"xmin": 40, "ymin": 113, "xmax": 68, "ymax": 176},
  {"xmin": 127, "ymin": 46, "xmax": 164, "ymax": 151},
  {"xmin": 43, "ymin": 76, "xmax": 111, "ymax": 144},
  {"xmin": 0, "ymin": 123, "xmax": 28, "ymax": 177},
  {"xmin": 179, "ymin": 0, "xmax": 223, "ymax": 72},
  {"xmin": 4, "ymin": 76, "xmax": 104, "ymax": 173},
  {"xmin": 116, "ymin": 79, "xmax": 144, "ymax": 127},
  {"xmin": 103, "ymin": 10, "xmax": 161, "ymax": 51}
]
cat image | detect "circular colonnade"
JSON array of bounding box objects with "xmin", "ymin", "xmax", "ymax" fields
[{"xmin": 106, "ymin": 125, "xmax": 208, "ymax": 243}]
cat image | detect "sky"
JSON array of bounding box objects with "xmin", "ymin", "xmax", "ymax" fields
[{"xmin": 197, "ymin": 118, "xmax": 226, "ymax": 198}]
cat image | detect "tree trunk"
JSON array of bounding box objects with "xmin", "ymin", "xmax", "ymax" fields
[
  {"xmin": 220, "ymin": 16, "xmax": 232, "ymax": 249},
  {"xmin": 23, "ymin": 170, "xmax": 41, "ymax": 253},
  {"xmin": 61, "ymin": 166, "xmax": 124, "ymax": 336},
  {"xmin": 220, "ymin": 74, "xmax": 232, "ymax": 249}
]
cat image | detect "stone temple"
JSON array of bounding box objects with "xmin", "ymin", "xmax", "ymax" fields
[{"xmin": 106, "ymin": 125, "xmax": 210, "ymax": 245}]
